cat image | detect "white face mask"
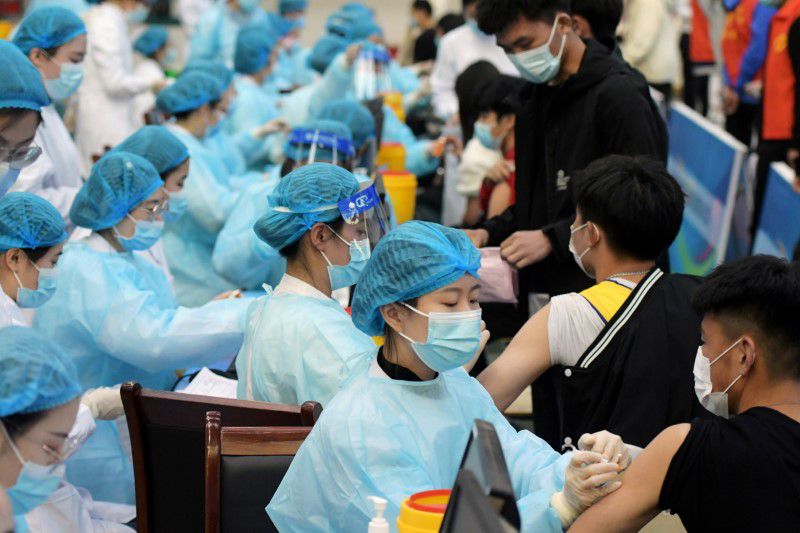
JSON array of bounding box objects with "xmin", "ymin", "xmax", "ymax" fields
[
  {"xmin": 568, "ymin": 222, "xmax": 593, "ymax": 278},
  {"xmin": 693, "ymin": 338, "xmax": 744, "ymax": 418},
  {"xmin": 507, "ymin": 16, "xmax": 566, "ymax": 84}
]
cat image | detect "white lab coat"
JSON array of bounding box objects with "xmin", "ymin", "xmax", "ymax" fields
[
  {"xmin": 178, "ymin": 0, "xmax": 213, "ymax": 39},
  {"xmin": 11, "ymin": 105, "xmax": 85, "ymax": 221},
  {"xmin": 0, "ymin": 290, "xmax": 27, "ymax": 328},
  {"xmin": 131, "ymin": 55, "xmax": 166, "ymax": 130},
  {"xmin": 430, "ymin": 24, "xmax": 517, "ymax": 119},
  {"xmin": 76, "ymin": 3, "xmax": 152, "ymax": 170}
]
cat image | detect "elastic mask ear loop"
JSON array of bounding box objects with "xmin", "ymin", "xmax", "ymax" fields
[{"xmin": 333, "ymin": 137, "xmax": 338, "ymax": 166}]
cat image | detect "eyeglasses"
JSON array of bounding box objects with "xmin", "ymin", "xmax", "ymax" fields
[
  {"xmin": 1, "ymin": 421, "xmax": 80, "ymax": 473},
  {"xmin": 133, "ymin": 198, "xmax": 170, "ymax": 222},
  {"xmin": 0, "ymin": 144, "xmax": 42, "ymax": 169}
]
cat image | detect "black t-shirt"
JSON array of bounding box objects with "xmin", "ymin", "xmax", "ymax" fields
[
  {"xmin": 413, "ymin": 29, "xmax": 437, "ymax": 63},
  {"xmin": 659, "ymin": 407, "xmax": 800, "ymax": 531}
]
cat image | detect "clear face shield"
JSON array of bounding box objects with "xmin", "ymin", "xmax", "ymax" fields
[
  {"xmin": 354, "ymin": 47, "xmax": 392, "ymax": 101},
  {"xmin": 287, "ymin": 127, "xmax": 355, "ymax": 167},
  {"xmin": 336, "ymin": 180, "xmax": 390, "ymax": 249},
  {"xmin": 353, "ymin": 136, "xmax": 377, "ymax": 177}
]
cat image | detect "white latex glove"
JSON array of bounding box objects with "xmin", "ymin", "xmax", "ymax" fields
[
  {"xmin": 578, "ymin": 430, "xmax": 631, "ymax": 468},
  {"xmin": 252, "ymin": 119, "xmax": 289, "ymax": 139},
  {"xmin": 67, "ymin": 403, "xmax": 97, "ymax": 452},
  {"xmin": 81, "ymin": 386, "xmax": 125, "ymax": 421},
  {"xmin": 550, "ymin": 450, "xmax": 622, "ymax": 528}
]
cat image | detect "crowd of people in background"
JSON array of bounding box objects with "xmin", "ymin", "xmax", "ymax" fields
[{"xmin": 0, "ymin": 0, "xmax": 798, "ymax": 531}]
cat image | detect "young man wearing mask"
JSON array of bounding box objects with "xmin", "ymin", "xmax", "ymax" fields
[{"xmin": 466, "ymin": 0, "xmax": 667, "ymax": 306}]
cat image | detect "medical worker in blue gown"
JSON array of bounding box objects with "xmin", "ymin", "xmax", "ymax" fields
[
  {"xmin": 155, "ymin": 72, "xmax": 242, "ymax": 305},
  {"xmin": 190, "ymin": 0, "xmax": 266, "ymax": 67},
  {"xmin": 236, "ymin": 163, "xmax": 392, "ymax": 407},
  {"xmin": 271, "ymin": 4, "xmax": 317, "ymax": 89},
  {"xmin": 34, "ymin": 152, "xmax": 250, "ymax": 504},
  {"xmin": 225, "ymin": 24, "xmax": 285, "ymax": 169},
  {"xmin": 268, "ymin": 221, "xmax": 632, "ymax": 532},
  {"xmin": 212, "ymin": 119, "xmax": 354, "ymax": 292},
  {"xmin": 112, "ymin": 125, "xmax": 191, "ymax": 286}
]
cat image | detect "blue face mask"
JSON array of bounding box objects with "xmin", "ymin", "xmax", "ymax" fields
[
  {"xmin": 320, "ymin": 226, "xmax": 371, "ymax": 290},
  {"xmin": 126, "ymin": 4, "xmax": 149, "ymax": 24},
  {"xmin": 164, "ymin": 190, "xmax": 188, "ymax": 223},
  {"xmin": 1, "ymin": 422, "xmax": 65, "ymax": 523},
  {"xmin": 466, "ymin": 18, "xmax": 484, "ymax": 36},
  {"xmin": 397, "ymin": 305, "xmax": 483, "ymax": 373},
  {"xmin": 473, "ymin": 121, "xmax": 502, "ymax": 150},
  {"xmin": 14, "ymin": 264, "xmax": 58, "ymax": 309},
  {"xmin": 206, "ymin": 120, "xmax": 223, "ymax": 140},
  {"xmin": 0, "ymin": 163, "xmax": 21, "ymax": 196},
  {"xmin": 294, "ymin": 16, "xmax": 306, "ymax": 29},
  {"xmin": 44, "ymin": 62, "xmax": 84, "ymax": 101},
  {"xmin": 238, "ymin": 0, "xmax": 260, "ymax": 14},
  {"xmin": 114, "ymin": 215, "xmax": 164, "ymax": 251},
  {"xmin": 507, "ymin": 16, "xmax": 566, "ymax": 84}
]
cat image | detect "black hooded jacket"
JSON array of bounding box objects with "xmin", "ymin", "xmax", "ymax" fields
[{"xmin": 479, "ymin": 39, "xmax": 668, "ymax": 300}]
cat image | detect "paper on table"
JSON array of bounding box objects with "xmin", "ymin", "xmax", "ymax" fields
[{"xmin": 179, "ymin": 367, "xmax": 238, "ymax": 399}]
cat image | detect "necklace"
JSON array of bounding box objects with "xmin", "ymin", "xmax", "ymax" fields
[{"xmin": 606, "ymin": 269, "xmax": 650, "ymax": 280}]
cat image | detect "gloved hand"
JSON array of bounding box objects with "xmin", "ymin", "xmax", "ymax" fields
[
  {"xmin": 252, "ymin": 119, "xmax": 289, "ymax": 139},
  {"xmin": 550, "ymin": 450, "xmax": 622, "ymax": 528},
  {"xmin": 578, "ymin": 430, "xmax": 631, "ymax": 468},
  {"xmin": 81, "ymin": 386, "xmax": 125, "ymax": 421}
]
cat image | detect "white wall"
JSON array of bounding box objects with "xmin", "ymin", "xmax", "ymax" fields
[{"xmin": 263, "ymin": 0, "xmax": 464, "ymax": 48}]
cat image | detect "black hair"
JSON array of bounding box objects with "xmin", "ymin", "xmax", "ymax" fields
[
  {"xmin": 474, "ymin": 75, "xmax": 522, "ymax": 118},
  {"xmin": 382, "ymin": 296, "xmax": 420, "ymax": 359},
  {"xmin": 437, "ymin": 13, "xmax": 465, "ymax": 34},
  {"xmin": 412, "ymin": 0, "xmax": 433, "ymax": 16},
  {"xmin": 574, "ymin": 155, "xmax": 684, "ymax": 261},
  {"xmin": 692, "ymin": 256, "xmax": 800, "ymax": 381},
  {"xmin": 279, "ymin": 217, "xmax": 347, "ymax": 260},
  {"xmin": 477, "ymin": 0, "xmax": 570, "ymax": 35},
  {"xmin": 463, "ymin": 0, "xmax": 479, "ymax": 9},
  {"xmin": 1, "ymin": 411, "xmax": 46, "ymax": 440},
  {"xmin": 19, "ymin": 246, "xmax": 52, "ymax": 264},
  {"xmin": 172, "ymin": 110, "xmax": 193, "ymax": 121},
  {"xmin": 570, "ymin": 0, "xmax": 623, "ymax": 41}
]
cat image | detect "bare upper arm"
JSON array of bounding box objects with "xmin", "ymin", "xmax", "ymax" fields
[
  {"xmin": 477, "ymin": 304, "xmax": 552, "ymax": 411},
  {"xmin": 569, "ymin": 423, "xmax": 691, "ymax": 533}
]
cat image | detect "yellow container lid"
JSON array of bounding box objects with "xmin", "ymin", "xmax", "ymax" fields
[{"xmin": 397, "ymin": 490, "xmax": 450, "ymax": 533}]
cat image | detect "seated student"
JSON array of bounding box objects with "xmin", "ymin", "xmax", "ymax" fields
[
  {"xmin": 0, "ymin": 40, "xmax": 50, "ymax": 197},
  {"xmin": 132, "ymin": 26, "xmax": 172, "ymax": 126},
  {"xmin": 34, "ymin": 151, "xmax": 250, "ymax": 505},
  {"xmin": 235, "ymin": 163, "xmax": 380, "ymax": 406},
  {"xmin": 213, "ymin": 119, "xmax": 354, "ymax": 292},
  {"xmin": 112, "ymin": 125, "xmax": 191, "ymax": 287},
  {"xmin": 0, "ymin": 193, "xmax": 66, "ymax": 327},
  {"xmin": 479, "ymin": 155, "xmax": 702, "ymax": 450},
  {"xmin": 571, "ymin": 255, "xmax": 800, "ymax": 532},
  {"xmin": 268, "ymin": 221, "xmax": 631, "ymax": 532},
  {"xmin": 458, "ymin": 74, "xmax": 518, "ymax": 226},
  {"xmin": 10, "ymin": 7, "xmax": 87, "ymax": 221},
  {"xmin": 156, "ymin": 71, "xmax": 243, "ymax": 305}
]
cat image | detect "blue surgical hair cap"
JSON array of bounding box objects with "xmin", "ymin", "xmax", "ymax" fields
[
  {"xmin": 0, "ymin": 40, "xmax": 49, "ymax": 111},
  {"xmin": 316, "ymin": 99, "xmax": 376, "ymax": 148},
  {"xmin": 133, "ymin": 25, "xmax": 169, "ymax": 57},
  {"xmin": 113, "ymin": 125, "xmax": 189, "ymax": 175},
  {"xmin": 0, "ymin": 192, "xmax": 67, "ymax": 252},
  {"xmin": 156, "ymin": 71, "xmax": 222, "ymax": 114},
  {"xmin": 235, "ymin": 24, "xmax": 276, "ymax": 74},
  {"xmin": 12, "ymin": 6, "xmax": 87, "ymax": 56}
]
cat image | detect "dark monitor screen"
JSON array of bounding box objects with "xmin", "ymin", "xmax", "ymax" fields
[
  {"xmin": 440, "ymin": 469, "xmax": 518, "ymax": 533},
  {"xmin": 441, "ymin": 419, "xmax": 521, "ymax": 531}
]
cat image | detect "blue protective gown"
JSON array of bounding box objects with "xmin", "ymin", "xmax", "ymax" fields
[
  {"xmin": 225, "ymin": 76, "xmax": 281, "ymax": 167},
  {"xmin": 189, "ymin": 2, "xmax": 266, "ymax": 67},
  {"xmin": 212, "ymin": 166, "xmax": 285, "ymax": 290},
  {"xmin": 388, "ymin": 60, "xmax": 421, "ymax": 96},
  {"xmin": 267, "ymin": 357, "xmax": 570, "ymax": 532},
  {"xmin": 33, "ymin": 234, "xmax": 250, "ymax": 504},
  {"xmin": 274, "ymin": 44, "xmax": 318, "ymax": 89},
  {"xmin": 381, "ymin": 105, "xmax": 440, "ymax": 177},
  {"xmin": 162, "ymin": 124, "xmax": 241, "ymax": 305},
  {"xmin": 235, "ymin": 275, "xmax": 376, "ymax": 406},
  {"xmin": 203, "ymin": 128, "xmax": 264, "ymax": 187},
  {"xmin": 279, "ymin": 54, "xmax": 356, "ymax": 128}
]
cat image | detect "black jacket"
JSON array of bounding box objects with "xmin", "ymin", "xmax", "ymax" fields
[
  {"xmin": 479, "ymin": 39, "xmax": 668, "ymax": 300},
  {"xmin": 548, "ymin": 270, "xmax": 707, "ymax": 450}
]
